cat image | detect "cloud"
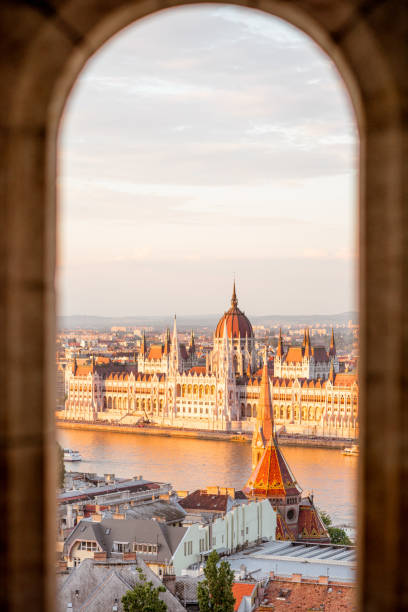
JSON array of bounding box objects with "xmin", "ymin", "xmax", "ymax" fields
[{"xmin": 58, "ymin": 5, "xmax": 357, "ymax": 316}]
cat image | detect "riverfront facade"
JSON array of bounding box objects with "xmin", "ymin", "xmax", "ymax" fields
[{"xmin": 63, "ymin": 284, "xmax": 358, "ymax": 438}]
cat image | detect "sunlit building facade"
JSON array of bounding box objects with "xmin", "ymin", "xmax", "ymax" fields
[{"xmin": 63, "ymin": 284, "xmax": 358, "ymax": 438}]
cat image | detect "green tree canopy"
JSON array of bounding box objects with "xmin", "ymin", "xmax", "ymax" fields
[
  {"xmin": 319, "ymin": 509, "xmax": 352, "ymax": 546},
  {"xmin": 197, "ymin": 550, "xmax": 235, "ymax": 612},
  {"xmin": 122, "ymin": 568, "xmax": 167, "ymax": 612}
]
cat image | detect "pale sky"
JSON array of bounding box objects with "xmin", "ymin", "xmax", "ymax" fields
[{"xmin": 58, "ymin": 5, "xmax": 358, "ymax": 318}]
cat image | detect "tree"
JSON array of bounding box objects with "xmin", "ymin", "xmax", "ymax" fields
[
  {"xmin": 319, "ymin": 509, "xmax": 352, "ymax": 546},
  {"xmin": 198, "ymin": 550, "xmax": 235, "ymax": 612},
  {"xmin": 122, "ymin": 568, "xmax": 167, "ymax": 612},
  {"xmin": 57, "ymin": 442, "xmax": 65, "ymax": 489}
]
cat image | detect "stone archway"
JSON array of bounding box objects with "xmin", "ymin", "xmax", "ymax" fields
[{"xmin": 1, "ymin": 2, "xmax": 407, "ymax": 610}]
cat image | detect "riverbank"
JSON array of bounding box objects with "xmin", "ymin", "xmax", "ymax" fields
[{"xmin": 56, "ymin": 419, "xmax": 356, "ymax": 449}]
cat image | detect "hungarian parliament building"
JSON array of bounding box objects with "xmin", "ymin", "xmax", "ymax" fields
[{"xmin": 63, "ymin": 285, "xmax": 358, "ymax": 438}]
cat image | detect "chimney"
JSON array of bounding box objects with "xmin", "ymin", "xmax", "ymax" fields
[
  {"xmin": 66, "ymin": 504, "xmax": 74, "ymax": 529},
  {"xmin": 92, "ymin": 513, "xmax": 103, "ymax": 522}
]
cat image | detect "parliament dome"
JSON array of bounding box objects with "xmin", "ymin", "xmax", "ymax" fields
[{"xmin": 215, "ymin": 283, "xmax": 254, "ymax": 339}]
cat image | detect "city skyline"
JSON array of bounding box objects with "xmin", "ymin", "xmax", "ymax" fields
[{"xmin": 58, "ymin": 4, "xmax": 358, "ymax": 318}]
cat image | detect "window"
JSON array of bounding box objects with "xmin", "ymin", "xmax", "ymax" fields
[
  {"xmin": 113, "ymin": 541, "xmax": 130, "ymax": 553},
  {"xmin": 184, "ymin": 540, "xmax": 193, "ymax": 555},
  {"xmin": 133, "ymin": 543, "xmax": 157, "ymax": 554},
  {"xmin": 78, "ymin": 540, "xmax": 98, "ymax": 551}
]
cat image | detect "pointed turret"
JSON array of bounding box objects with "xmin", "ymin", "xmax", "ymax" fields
[
  {"xmin": 189, "ymin": 330, "xmax": 196, "ymax": 356},
  {"xmin": 304, "ymin": 328, "xmax": 312, "ymax": 358},
  {"xmin": 328, "ymin": 360, "xmax": 335, "ymax": 383},
  {"xmin": 164, "ymin": 328, "xmax": 171, "ymax": 354},
  {"xmin": 276, "ymin": 328, "xmax": 284, "ymax": 358},
  {"xmin": 329, "ymin": 328, "xmax": 336, "ymax": 357},
  {"xmin": 302, "ymin": 328, "xmax": 307, "ymax": 348},
  {"xmin": 140, "ymin": 331, "xmax": 147, "ymax": 356},
  {"xmin": 244, "ymin": 349, "xmax": 303, "ymax": 501},
  {"xmin": 231, "ymin": 280, "xmax": 238, "ymax": 309},
  {"xmin": 170, "ymin": 315, "xmax": 181, "ymax": 374},
  {"xmin": 257, "ymin": 351, "xmax": 274, "ymax": 442},
  {"xmin": 73, "ymin": 355, "xmax": 77, "ymax": 375},
  {"xmin": 205, "ymin": 351, "xmax": 210, "ymax": 375},
  {"xmin": 91, "ymin": 354, "xmax": 95, "ymax": 373}
]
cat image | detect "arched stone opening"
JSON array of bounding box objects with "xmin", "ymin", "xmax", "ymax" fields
[{"xmin": 1, "ymin": 1, "xmax": 407, "ymax": 610}]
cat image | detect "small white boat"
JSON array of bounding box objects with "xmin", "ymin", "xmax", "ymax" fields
[
  {"xmin": 342, "ymin": 444, "xmax": 359, "ymax": 456},
  {"xmin": 64, "ymin": 448, "xmax": 82, "ymax": 462}
]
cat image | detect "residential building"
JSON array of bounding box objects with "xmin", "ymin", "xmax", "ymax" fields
[
  {"xmin": 63, "ymin": 518, "xmax": 186, "ymax": 577},
  {"xmin": 172, "ymin": 498, "xmax": 277, "ymax": 575},
  {"xmin": 57, "ymin": 557, "xmax": 186, "ymax": 612}
]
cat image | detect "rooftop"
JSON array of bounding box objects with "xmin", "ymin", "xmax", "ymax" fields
[{"xmin": 228, "ymin": 540, "xmax": 356, "ymax": 584}]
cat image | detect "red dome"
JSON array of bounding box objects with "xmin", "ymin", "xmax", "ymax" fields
[{"xmin": 215, "ymin": 284, "xmax": 254, "ymax": 339}]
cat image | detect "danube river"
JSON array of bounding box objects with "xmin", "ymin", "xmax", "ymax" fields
[{"xmin": 58, "ymin": 429, "xmax": 357, "ymax": 528}]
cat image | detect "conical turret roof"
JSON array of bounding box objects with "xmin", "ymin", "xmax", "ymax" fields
[
  {"xmin": 243, "ymin": 361, "xmax": 302, "ymax": 499},
  {"xmin": 243, "ymin": 443, "xmax": 302, "ymax": 498}
]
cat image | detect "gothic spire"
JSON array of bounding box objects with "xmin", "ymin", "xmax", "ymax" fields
[
  {"xmin": 231, "ymin": 280, "xmax": 238, "ymax": 309},
  {"xmin": 276, "ymin": 328, "xmax": 284, "ymax": 358},
  {"xmin": 164, "ymin": 327, "xmax": 171, "ymax": 354},
  {"xmin": 141, "ymin": 330, "xmax": 147, "ymax": 355},
  {"xmin": 257, "ymin": 350, "xmax": 274, "ymax": 441},
  {"xmin": 304, "ymin": 327, "xmax": 312, "ymax": 358},
  {"xmin": 329, "ymin": 360, "xmax": 335, "ymax": 383},
  {"xmin": 170, "ymin": 315, "xmax": 181, "ymax": 374},
  {"xmin": 189, "ymin": 330, "xmax": 196, "ymax": 355},
  {"xmin": 329, "ymin": 327, "xmax": 336, "ymax": 357}
]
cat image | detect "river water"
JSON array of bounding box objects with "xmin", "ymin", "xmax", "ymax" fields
[{"xmin": 57, "ymin": 429, "xmax": 357, "ymax": 528}]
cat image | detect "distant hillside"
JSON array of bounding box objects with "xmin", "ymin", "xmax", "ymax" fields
[{"xmin": 58, "ymin": 311, "xmax": 358, "ymax": 331}]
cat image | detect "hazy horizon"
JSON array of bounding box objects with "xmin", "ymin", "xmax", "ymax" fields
[{"xmin": 58, "ymin": 5, "xmax": 358, "ymax": 318}]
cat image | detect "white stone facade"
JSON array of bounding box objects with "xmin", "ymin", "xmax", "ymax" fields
[{"xmin": 62, "ymin": 298, "xmax": 358, "ymax": 438}]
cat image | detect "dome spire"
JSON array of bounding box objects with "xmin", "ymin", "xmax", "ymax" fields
[{"xmin": 231, "ymin": 279, "xmax": 238, "ymax": 309}]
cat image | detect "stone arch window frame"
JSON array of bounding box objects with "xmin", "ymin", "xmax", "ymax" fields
[{"xmin": 1, "ymin": 1, "xmax": 407, "ymax": 610}]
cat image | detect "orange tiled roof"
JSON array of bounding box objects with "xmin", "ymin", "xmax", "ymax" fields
[
  {"xmin": 297, "ymin": 504, "xmax": 329, "ymax": 541},
  {"xmin": 147, "ymin": 345, "xmax": 164, "ymax": 360},
  {"xmin": 243, "ymin": 444, "xmax": 303, "ymax": 498},
  {"xmin": 334, "ymin": 373, "xmax": 357, "ymax": 386},
  {"xmin": 275, "ymin": 512, "xmax": 295, "ymax": 541},
  {"xmin": 75, "ymin": 366, "xmax": 92, "ymax": 376},
  {"xmin": 232, "ymin": 583, "xmax": 256, "ymax": 611},
  {"xmin": 261, "ymin": 578, "xmax": 356, "ymax": 611},
  {"xmin": 179, "ymin": 490, "xmax": 229, "ymax": 513},
  {"xmin": 284, "ymin": 347, "xmax": 304, "ymax": 364}
]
